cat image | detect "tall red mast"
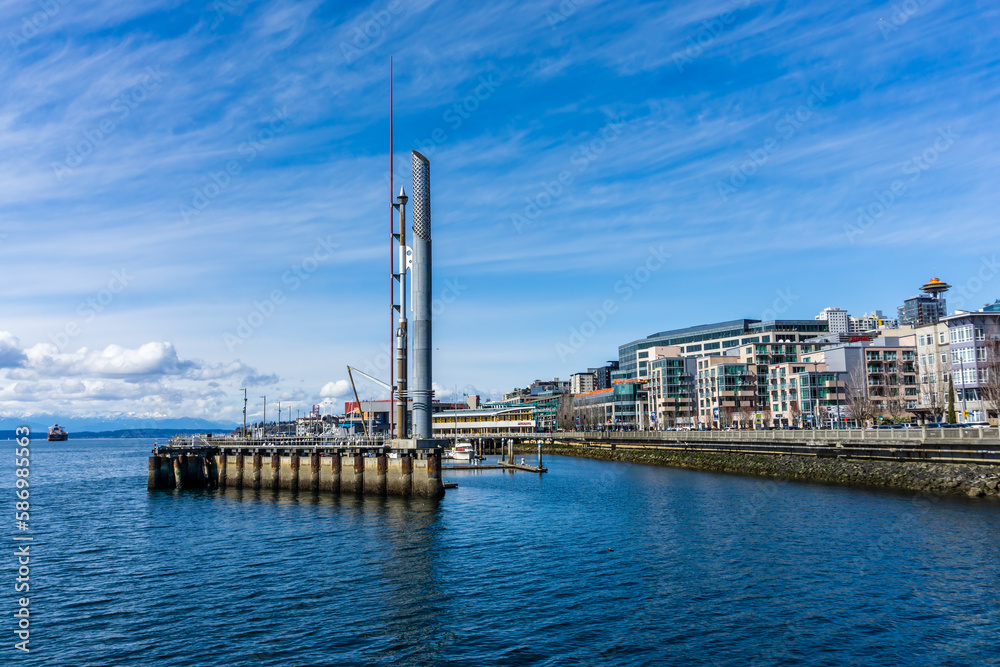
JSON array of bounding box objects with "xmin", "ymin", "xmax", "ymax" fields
[{"xmin": 389, "ymin": 57, "xmax": 394, "ymax": 437}]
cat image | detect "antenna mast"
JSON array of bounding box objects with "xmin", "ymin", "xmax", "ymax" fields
[{"xmin": 389, "ymin": 57, "xmax": 395, "ymax": 437}]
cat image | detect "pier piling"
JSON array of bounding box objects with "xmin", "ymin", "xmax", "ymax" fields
[
  {"xmin": 331, "ymin": 454, "xmax": 342, "ymax": 493},
  {"xmin": 290, "ymin": 453, "xmax": 300, "ymax": 492},
  {"xmin": 252, "ymin": 453, "xmax": 262, "ymax": 490},
  {"xmin": 148, "ymin": 456, "xmax": 159, "ymax": 490},
  {"xmin": 310, "ymin": 453, "xmax": 320, "ymax": 492},
  {"xmin": 149, "ymin": 437, "xmax": 447, "ymax": 498},
  {"xmin": 219, "ymin": 452, "xmax": 228, "ymax": 487}
]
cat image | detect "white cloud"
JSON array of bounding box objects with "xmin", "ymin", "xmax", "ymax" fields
[
  {"xmin": 0, "ymin": 332, "xmax": 26, "ymax": 368},
  {"xmin": 0, "ymin": 332, "xmax": 281, "ymax": 419},
  {"xmin": 319, "ymin": 379, "xmax": 351, "ymax": 398}
]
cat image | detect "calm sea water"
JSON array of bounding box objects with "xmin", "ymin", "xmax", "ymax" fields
[{"xmin": 2, "ymin": 438, "xmax": 999, "ymax": 666}]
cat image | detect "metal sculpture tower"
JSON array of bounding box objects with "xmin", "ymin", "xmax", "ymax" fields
[{"xmin": 410, "ymin": 150, "xmax": 433, "ymax": 439}]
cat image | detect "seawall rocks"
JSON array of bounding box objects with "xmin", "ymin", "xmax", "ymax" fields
[{"xmin": 531, "ymin": 444, "xmax": 1000, "ymax": 499}]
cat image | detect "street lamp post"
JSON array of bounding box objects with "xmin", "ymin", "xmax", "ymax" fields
[{"xmin": 260, "ymin": 396, "xmax": 266, "ymax": 439}]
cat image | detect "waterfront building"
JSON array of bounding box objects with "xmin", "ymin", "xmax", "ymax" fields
[
  {"xmin": 820, "ymin": 335, "xmax": 919, "ymax": 423},
  {"xmin": 611, "ymin": 378, "xmax": 646, "ymax": 428},
  {"xmin": 695, "ymin": 355, "xmax": 757, "ymax": 428},
  {"xmin": 487, "ymin": 391, "xmax": 564, "ymax": 431},
  {"xmin": 570, "ymin": 372, "xmax": 596, "ymax": 395},
  {"xmin": 432, "ymin": 405, "xmax": 537, "ymax": 438},
  {"xmin": 913, "ymin": 321, "xmax": 952, "ymax": 422},
  {"xmin": 617, "ymin": 319, "xmax": 830, "ymax": 383},
  {"xmin": 815, "ymin": 307, "xmax": 850, "ymax": 334},
  {"xmin": 942, "ymin": 305, "xmax": 1000, "ymax": 423},
  {"xmin": 572, "ymin": 387, "xmax": 615, "ymax": 429},
  {"xmin": 648, "ymin": 355, "xmax": 697, "ymax": 428},
  {"xmin": 343, "ymin": 399, "xmax": 466, "ymax": 434},
  {"xmin": 766, "ymin": 360, "xmax": 847, "ymax": 428}
]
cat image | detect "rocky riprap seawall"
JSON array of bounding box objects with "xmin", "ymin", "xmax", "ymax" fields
[{"xmin": 532, "ymin": 444, "xmax": 1000, "ymax": 499}]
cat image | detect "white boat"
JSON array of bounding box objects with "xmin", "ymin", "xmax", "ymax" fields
[{"xmin": 446, "ymin": 442, "xmax": 475, "ymax": 461}]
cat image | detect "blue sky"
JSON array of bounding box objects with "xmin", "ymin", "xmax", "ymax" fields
[{"xmin": 1, "ymin": 0, "xmax": 999, "ymax": 422}]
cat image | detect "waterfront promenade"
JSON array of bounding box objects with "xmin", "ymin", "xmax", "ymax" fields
[{"xmin": 495, "ymin": 428, "xmax": 1000, "ymax": 465}]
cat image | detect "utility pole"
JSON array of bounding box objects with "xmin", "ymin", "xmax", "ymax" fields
[
  {"xmin": 277, "ymin": 401, "xmax": 282, "ymax": 437},
  {"xmin": 241, "ymin": 387, "xmax": 247, "ymax": 439},
  {"xmin": 260, "ymin": 396, "xmax": 266, "ymax": 438}
]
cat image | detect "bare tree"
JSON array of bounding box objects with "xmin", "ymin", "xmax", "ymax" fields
[
  {"xmin": 846, "ymin": 366, "xmax": 874, "ymax": 427},
  {"xmin": 721, "ymin": 405, "xmax": 735, "ymax": 429},
  {"xmin": 738, "ymin": 402, "xmax": 755, "ymax": 430},
  {"xmin": 982, "ymin": 336, "xmax": 1000, "ymax": 424},
  {"xmin": 760, "ymin": 404, "xmax": 773, "ymax": 428},
  {"xmin": 817, "ymin": 404, "xmax": 830, "ymax": 430},
  {"xmin": 789, "ymin": 400, "xmax": 801, "ymax": 428},
  {"xmin": 923, "ymin": 383, "xmax": 943, "ymax": 424},
  {"xmin": 556, "ymin": 395, "xmax": 574, "ymax": 431}
]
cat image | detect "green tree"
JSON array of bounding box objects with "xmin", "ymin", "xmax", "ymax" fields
[{"xmin": 947, "ymin": 376, "xmax": 957, "ymax": 424}]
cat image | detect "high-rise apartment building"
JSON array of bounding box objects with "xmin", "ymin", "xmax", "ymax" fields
[{"xmin": 815, "ymin": 307, "xmax": 850, "ymax": 334}]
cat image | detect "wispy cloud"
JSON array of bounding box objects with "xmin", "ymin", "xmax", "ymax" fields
[{"xmin": 2, "ymin": 0, "xmax": 999, "ymax": 413}]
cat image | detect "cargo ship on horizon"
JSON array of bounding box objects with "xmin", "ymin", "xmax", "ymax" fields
[{"xmin": 48, "ymin": 424, "xmax": 69, "ymax": 441}]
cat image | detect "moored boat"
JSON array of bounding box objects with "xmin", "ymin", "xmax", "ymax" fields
[{"xmin": 445, "ymin": 442, "xmax": 475, "ymax": 461}]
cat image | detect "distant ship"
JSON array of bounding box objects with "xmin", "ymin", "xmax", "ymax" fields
[{"xmin": 47, "ymin": 424, "xmax": 69, "ymax": 441}]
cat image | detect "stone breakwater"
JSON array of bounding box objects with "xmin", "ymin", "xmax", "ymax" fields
[{"xmin": 530, "ymin": 444, "xmax": 1000, "ymax": 499}]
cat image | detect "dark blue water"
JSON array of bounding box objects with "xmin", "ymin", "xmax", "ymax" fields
[{"xmin": 2, "ymin": 438, "xmax": 999, "ymax": 665}]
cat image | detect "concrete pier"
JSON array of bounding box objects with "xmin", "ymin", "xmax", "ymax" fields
[{"xmin": 149, "ymin": 436, "xmax": 446, "ymax": 499}]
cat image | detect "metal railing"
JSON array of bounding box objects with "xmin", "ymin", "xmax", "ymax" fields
[
  {"xmin": 493, "ymin": 427, "xmax": 999, "ymax": 444},
  {"xmin": 489, "ymin": 428, "xmax": 1000, "ymax": 465}
]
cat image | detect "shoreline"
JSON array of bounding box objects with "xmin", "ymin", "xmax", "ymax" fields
[{"xmin": 525, "ymin": 444, "xmax": 1000, "ymax": 499}]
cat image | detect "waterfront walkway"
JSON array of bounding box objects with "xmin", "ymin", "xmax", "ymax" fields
[{"xmin": 493, "ymin": 428, "xmax": 1000, "ymax": 466}]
